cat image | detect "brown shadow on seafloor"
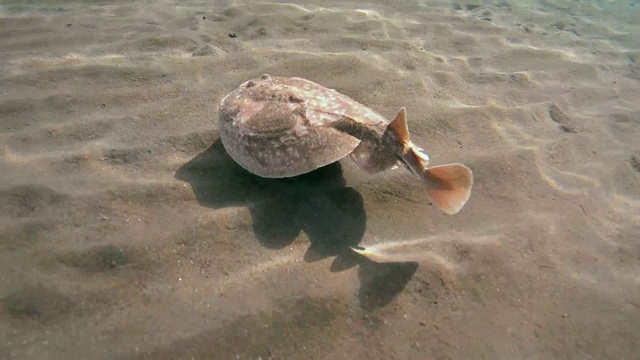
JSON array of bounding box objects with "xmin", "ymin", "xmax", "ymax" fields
[{"xmin": 175, "ymin": 138, "xmax": 418, "ymax": 309}]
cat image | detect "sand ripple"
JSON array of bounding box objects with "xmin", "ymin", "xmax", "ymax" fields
[{"xmin": 1, "ymin": 1, "xmax": 639, "ymax": 359}]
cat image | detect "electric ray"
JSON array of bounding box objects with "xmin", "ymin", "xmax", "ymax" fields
[{"xmin": 218, "ymin": 74, "xmax": 473, "ymax": 215}]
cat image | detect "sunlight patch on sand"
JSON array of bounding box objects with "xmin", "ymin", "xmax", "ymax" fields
[
  {"xmin": 240, "ymin": 2, "xmax": 312, "ymax": 14},
  {"xmin": 12, "ymin": 54, "xmax": 125, "ymax": 70},
  {"xmin": 564, "ymin": 255, "xmax": 640, "ymax": 290},
  {"xmin": 502, "ymin": 38, "xmax": 581, "ymax": 60},
  {"xmin": 611, "ymin": 193, "xmax": 640, "ymax": 212},
  {"xmin": 354, "ymin": 9, "xmax": 381, "ymax": 19},
  {"xmin": 490, "ymin": 121, "xmax": 538, "ymax": 148},
  {"xmin": 352, "ymin": 245, "xmax": 458, "ymax": 270},
  {"xmin": 353, "ymin": 229, "xmax": 503, "ymax": 266},
  {"xmin": 212, "ymin": 249, "xmax": 304, "ymax": 292},
  {"xmin": 484, "ymin": 102, "xmax": 603, "ymax": 195},
  {"xmin": 534, "ymin": 156, "xmax": 600, "ymax": 195},
  {"xmin": 1, "ymin": 143, "xmax": 92, "ymax": 164},
  {"xmin": 8, "ymin": 53, "xmax": 127, "ymax": 75}
]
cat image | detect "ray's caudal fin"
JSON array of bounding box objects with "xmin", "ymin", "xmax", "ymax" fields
[{"xmin": 386, "ymin": 108, "xmax": 473, "ymax": 215}]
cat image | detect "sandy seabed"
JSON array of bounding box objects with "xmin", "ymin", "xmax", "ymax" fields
[{"xmin": 1, "ymin": 0, "xmax": 639, "ymax": 359}]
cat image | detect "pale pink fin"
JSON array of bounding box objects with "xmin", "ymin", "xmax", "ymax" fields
[
  {"xmin": 386, "ymin": 107, "xmax": 409, "ymax": 143},
  {"xmin": 422, "ymin": 163, "xmax": 473, "ymax": 215},
  {"xmin": 387, "ymin": 108, "xmax": 473, "ymax": 214}
]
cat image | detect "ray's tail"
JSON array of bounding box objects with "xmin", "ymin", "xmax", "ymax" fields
[
  {"xmin": 419, "ymin": 162, "xmax": 473, "ymax": 215},
  {"xmin": 386, "ymin": 108, "xmax": 473, "ymax": 215}
]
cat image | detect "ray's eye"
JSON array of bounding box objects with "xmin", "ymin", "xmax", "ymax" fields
[{"xmin": 288, "ymin": 94, "xmax": 303, "ymax": 103}]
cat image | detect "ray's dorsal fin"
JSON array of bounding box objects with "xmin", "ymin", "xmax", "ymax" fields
[{"xmin": 386, "ymin": 107, "xmax": 410, "ymax": 144}]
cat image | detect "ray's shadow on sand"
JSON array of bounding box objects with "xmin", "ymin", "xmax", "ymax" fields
[{"xmin": 175, "ymin": 138, "xmax": 418, "ymax": 309}]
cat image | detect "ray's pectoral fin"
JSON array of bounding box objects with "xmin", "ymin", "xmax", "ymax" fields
[
  {"xmin": 387, "ymin": 108, "xmax": 473, "ymax": 215},
  {"xmin": 331, "ymin": 113, "xmax": 403, "ymax": 174}
]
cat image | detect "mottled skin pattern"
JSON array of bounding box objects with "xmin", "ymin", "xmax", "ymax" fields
[
  {"xmin": 218, "ymin": 74, "xmax": 405, "ymax": 178},
  {"xmin": 219, "ymin": 74, "xmax": 473, "ymax": 215}
]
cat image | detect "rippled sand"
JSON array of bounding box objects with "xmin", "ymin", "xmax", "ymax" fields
[{"xmin": 1, "ymin": 1, "xmax": 639, "ymax": 359}]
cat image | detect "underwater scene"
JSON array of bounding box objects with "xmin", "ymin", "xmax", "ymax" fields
[{"xmin": 1, "ymin": 0, "xmax": 639, "ymax": 359}]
